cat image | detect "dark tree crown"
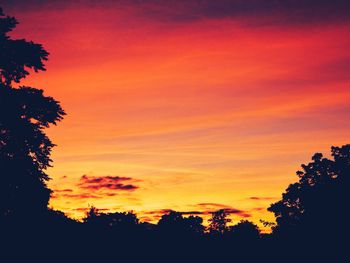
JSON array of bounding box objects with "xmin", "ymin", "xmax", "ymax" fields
[
  {"xmin": 0, "ymin": 7, "xmax": 65, "ymax": 221},
  {"xmin": 0, "ymin": 8, "xmax": 48, "ymax": 85}
]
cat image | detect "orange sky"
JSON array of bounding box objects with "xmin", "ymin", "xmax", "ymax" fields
[{"xmin": 4, "ymin": 1, "xmax": 350, "ymax": 231}]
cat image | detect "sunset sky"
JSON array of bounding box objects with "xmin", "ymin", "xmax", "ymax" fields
[{"xmin": 3, "ymin": 0, "xmax": 350, "ymax": 231}]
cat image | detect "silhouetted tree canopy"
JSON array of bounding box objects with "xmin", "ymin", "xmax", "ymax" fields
[
  {"xmin": 83, "ymin": 206, "xmax": 100, "ymax": 223},
  {"xmin": 0, "ymin": 7, "xmax": 48, "ymax": 85},
  {"xmin": 184, "ymin": 215, "xmax": 205, "ymax": 234},
  {"xmin": 268, "ymin": 145, "xmax": 350, "ymax": 237},
  {"xmin": 84, "ymin": 207, "xmax": 139, "ymax": 229},
  {"xmin": 229, "ymin": 220, "xmax": 260, "ymax": 241},
  {"xmin": 157, "ymin": 211, "xmax": 204, "ymax": 236},
  {"xmin": 0, "ymin": 8, "xmax": 65, "ymax": 222},
  {"xmin": 208, "ymin": 209, "xmax": 231, "ymax": 235}
]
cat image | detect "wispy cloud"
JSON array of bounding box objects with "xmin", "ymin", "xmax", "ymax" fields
[
  {"xmin": 249, "ymin": 197, "xmax": 278, "ymax": 201},
  {"xmin": 78, "ymin": 175, "xmax": 139, "ymax": 191}
]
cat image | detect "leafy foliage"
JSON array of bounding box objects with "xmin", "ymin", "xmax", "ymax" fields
[
  {"xmin": 158, "ymin": 211, "xmax": 204, "ymax": 235},
  {"xmin": 229, "ymin": 220, "xmax": 260, "ymax": 241},
  {"xmin": 84, "ymin": 207, "xmax": 139, "ymax": 229},
  {"xmin": 208, "ymin": 209, "xmax": 231, "ymax": 235},
  {"xmin": 0, "ymin": 8, "xmax": 48, "ymax": 85},
  {"xmin": 268, "ymin": 145, "xmax": 350, "ymax": 236},
  {"xmin": 0, "ymin": 8, "xmax": 65, "ymax": 221}
]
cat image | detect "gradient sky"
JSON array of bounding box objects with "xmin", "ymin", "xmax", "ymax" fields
[{"xmin": 3, "ymin": 0, "xmax": 350, "ymax": 231}]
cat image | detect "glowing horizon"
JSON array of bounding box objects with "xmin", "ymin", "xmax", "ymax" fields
[{"xmin": 4, "ymin": 1, "xmax": 350, "ymax": 231}]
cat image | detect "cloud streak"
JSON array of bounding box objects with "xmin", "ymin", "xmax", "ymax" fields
[
  {"xmin": 5, "ymin": 0, "xmax": 350, "ymax": 26},
  {"xmin": 249, "ymin": 197, "xmax": 278, "ymax": 201},
  {"xmin": 144, "ymin": 203, "xmax": 252, "ymax": 219},
  {"xmin": 128, "ymin": 0, "xmax": 350, "ymax": 26},
  {"xmin": 78, "ymin": 175, "xmax": 139, "ymax": 191}
]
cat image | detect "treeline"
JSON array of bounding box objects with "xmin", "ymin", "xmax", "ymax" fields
[
  {"xmin": 3, "ymin": 145, "xmax": 347, "ymax": 261},
  {"xmin": 82, "ymin": 206, "xmax": 259, "ymax": 238}
]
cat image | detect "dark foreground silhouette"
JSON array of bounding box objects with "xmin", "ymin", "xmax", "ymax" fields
[{"xmin": 0, "ymin": 7, "xmax": 348, "ymax": 262}]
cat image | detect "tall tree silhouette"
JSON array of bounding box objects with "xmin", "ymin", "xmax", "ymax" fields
[
  {"xmin": 0, "ymin": 7, "xmax": 65, "ymax": 223},
  {"xmin": 268, "ymin": 145, "xmax": 350, "ymax": 238}
]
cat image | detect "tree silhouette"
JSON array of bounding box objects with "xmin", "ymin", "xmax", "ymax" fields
[
  {"xmin": 229, "ymin": 220, "xmax": 260, "ymax": 242},
  {"xmin": 83, "ymin": 206, "xmax": 141, "ymax": 239},
  {"xmin": 268, "ymin": 145, "xmax": 350, "ymax": 238},
  {"xmin": 84, "ymin": 208, "xmax": 139, "ymax": 229},
  {"xmin": 83, "ymin": 206, "xmax": 100, "ymax": 224},
  {"xmin": 0, "ymin": 7, "xmax": 65, "ymax": 223},
  {"xmin": 0, "ymin": 8, "xmax": 48, "ymax": 85},
  {"xmin": 184, "ymin": 215, "xmax": 205, "ymax": 235},
  {"xmin": 208, "ymin": 209, "xmax": 231, "ymax": 235},
  {"xmin": 157, "ymin": 210, "xmax": 183, "ymax": 232},
  {"xmin": 157, "ymin": 211, "xmax": 204, "ymax": 236}
]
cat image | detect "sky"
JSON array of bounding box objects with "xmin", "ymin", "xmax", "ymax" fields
[{"xmin": 3, "ymin": 0, "xmax": 350, "ymax": 231}]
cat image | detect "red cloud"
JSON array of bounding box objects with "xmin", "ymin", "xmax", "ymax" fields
[{"xmin": 78, "ymin": 175, "xmax": 139, "ymax": 191}]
